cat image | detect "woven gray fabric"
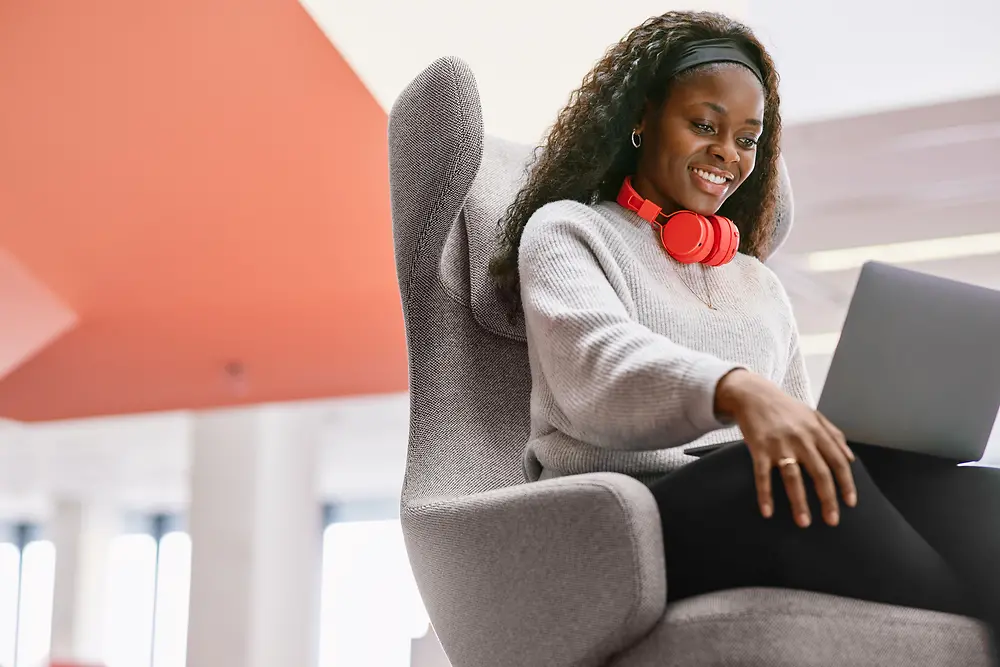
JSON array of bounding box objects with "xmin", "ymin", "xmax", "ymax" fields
[
  {"xmin": 770, "ymin": 157, "xmax": 795, "ymax": 257},
  {"xmin": 404, "ymin": 472, "xmax": 668, "ymax": 667},
  {"xmin": 613, "ymin": 588, "xmax": 995, "ymax": 667},
  {"xmin": 389, "ymin": 57, "xmax": 523, "ymax": 502},
  {"xmin": 389, "ymin": 55, "xmax": 992, "ymax": 667},
  {"xmin": 389, "ymin": 56, "xmax": 667, "ymax": 666},
  {"xmin": 439, "ymin": 135, "xmax": 533, "ymax": 340}
]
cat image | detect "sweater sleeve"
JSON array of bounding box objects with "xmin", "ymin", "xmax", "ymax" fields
[
  {"xmin": 519, "ymin": 204, "xmax": 743, "ymax": 451},
  {"xmin": 781, "ymin": 335, "xmax": 816, "ymax": 407},
  {"xmin": 767, "ymin": 269, "xmax": 816, "ymax": 407}
]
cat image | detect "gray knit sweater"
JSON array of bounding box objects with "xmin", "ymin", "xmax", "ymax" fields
[{"xmin": 519, "ymin": 199, "xmax": 814, "ymax": 482}]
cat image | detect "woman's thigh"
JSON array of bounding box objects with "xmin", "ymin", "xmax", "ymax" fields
[
  {"xmin": 856, "ymin": 444, "xmax": 1000, "ymax": 621},
  {"xmin": 649, "ymin": 442, "xmax": 975, "ymax": 618}
]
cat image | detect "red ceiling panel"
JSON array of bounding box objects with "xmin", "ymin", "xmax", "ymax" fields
[{"xmin": 0, "ymin": 0, "xmax": 407, "ymax": 420}]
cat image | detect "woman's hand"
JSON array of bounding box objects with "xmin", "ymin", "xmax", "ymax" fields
[{"xmin": 715, "ymin": 369, "xmax": 858, "ymax": 528}]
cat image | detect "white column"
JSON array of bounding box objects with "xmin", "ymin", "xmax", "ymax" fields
[
  {"xmin": 185, "ymin": 406, "xmax": 322, "ymax": 667},
  {"xmin": 48, "ymin": 499, "xmax": 118, "ymax": 665}
]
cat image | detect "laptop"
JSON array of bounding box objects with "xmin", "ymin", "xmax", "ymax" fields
[
  {"xmin": 688, "ymin": 260, "xmax": 1000, "ymax": 462},
  {"xmin": 816, "ymin": 261, "xmax": 1000, "ymax": 462}
]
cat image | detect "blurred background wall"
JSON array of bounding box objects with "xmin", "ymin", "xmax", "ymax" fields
[{"xmin": 1, "ymin": 0, "xmax": 998, "ymax": 665}]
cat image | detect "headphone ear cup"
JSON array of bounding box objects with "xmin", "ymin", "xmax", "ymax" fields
[
  {"xmin": 660, "ymin": 211, "xmax": 714, "ymax": 264},
  {"xmin": 702, "ymin": 215, "xmax": 740, "ymax": 266}
]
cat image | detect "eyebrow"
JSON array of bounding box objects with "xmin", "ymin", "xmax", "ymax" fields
[{"xmin": 699, "ymin": 101, "xmax": 763, "ymax": 127}]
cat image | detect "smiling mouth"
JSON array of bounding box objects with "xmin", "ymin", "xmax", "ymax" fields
[{"xmin": 691, "ymin": 167, "xmax": 732, "ymax": 185}]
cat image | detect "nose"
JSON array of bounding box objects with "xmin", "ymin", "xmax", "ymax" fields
[{"xmin": 710, "ymin": 139, "xmax": 740, "ymax": 164}]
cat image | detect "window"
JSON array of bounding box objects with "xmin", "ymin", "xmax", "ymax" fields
[
  {"xmin": 103, "ymin": 533, "xmax": 157, "ymax": 667},
  {"xmin": 103, "ymin": 518, "xmax": 191, "ymax": 667},
  {"xmin": 16, "ymin": 541, "xmax": 56, "ymax": 667},
  {"xmin": 151, "ymin": 531, "xmax": 191, "ymax": 667},
  {"xmin": 0, "ymin": 527, "xmax": 56, "ymax": 667},
  {"xmin": 0, "ymin": 542, "xmax": 19, "ymax": 667},
  {"xmin": 318, "ymin": 519, "xmax": 429, "ymax": 667}
]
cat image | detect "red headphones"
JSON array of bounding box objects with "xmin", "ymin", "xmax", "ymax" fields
[{"xmin": 616, "ymin": 176, "xmax": 740, "ymax": 266}]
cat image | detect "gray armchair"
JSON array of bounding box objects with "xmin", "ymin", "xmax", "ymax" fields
[{"xmin": 388, "ymin": 56, "xmax": 993, "ymax": 667}]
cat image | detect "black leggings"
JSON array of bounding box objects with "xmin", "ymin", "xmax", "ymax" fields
[{"xmin": 649, "ymin": 442, "xmax": 1000, "ymax": 639}]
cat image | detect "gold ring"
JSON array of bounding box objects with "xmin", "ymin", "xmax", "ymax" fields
[{"xmin": 777, "ymin": 457, "xmax": 798, "ymax": 468}]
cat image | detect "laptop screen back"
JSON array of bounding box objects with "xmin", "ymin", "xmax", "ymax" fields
[{"xmin": 817, "ymin": 262, "xmax": 1000, "ymax": 462}]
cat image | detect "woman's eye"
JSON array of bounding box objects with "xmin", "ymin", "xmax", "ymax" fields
[
  {"xmin": 738, "ymin": 137, "xmax": 759, "ymax": 149},
  {"xmin": 692, "ymin": 122, "xmax": 714, "ymax": 133}
]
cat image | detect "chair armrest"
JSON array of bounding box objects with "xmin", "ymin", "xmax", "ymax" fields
[{"xmin": 403, "ymin": 472, "xmax": 666, "ymax": 667}]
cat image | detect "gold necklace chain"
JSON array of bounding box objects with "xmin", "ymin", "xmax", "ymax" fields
[
  {"xmin": 640, "ymin": 218, "xmax": 717, "ymax": 309},
  {"xmin": 672, "ymin": 263, "xmax": 716, "ymax": 310}
]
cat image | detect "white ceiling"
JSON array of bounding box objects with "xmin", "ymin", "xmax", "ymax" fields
[
  {"xmin": 300, "ymin": 0, "xmax": 1000, "ymax": 144},
  {"xmin": 746, "ymin": 0, "xmax": 1000, "ymax": 123},
  {"xmin": 299, "ymin": 0, "xmax": 751, "ymax": 146}
]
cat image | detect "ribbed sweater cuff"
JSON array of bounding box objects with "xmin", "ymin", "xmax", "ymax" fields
[{"xmin": 685, "ymin": 358, "xmax": 745, "ymax": 432}]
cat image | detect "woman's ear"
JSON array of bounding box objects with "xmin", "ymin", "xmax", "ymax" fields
[{"xmin": 635, "ymin": 100, "xmax": 654, "ymax": 134}]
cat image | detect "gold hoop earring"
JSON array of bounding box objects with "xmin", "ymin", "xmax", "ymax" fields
[{"xmin": 631, "ymin": 129, "xmax": 642, "ymax": 148}]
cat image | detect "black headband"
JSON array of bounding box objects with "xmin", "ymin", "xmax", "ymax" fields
[{"xmin": 663, "ymin": 38, "xmax": 764, "ymax": 84}]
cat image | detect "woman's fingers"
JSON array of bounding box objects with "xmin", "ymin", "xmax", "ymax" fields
[
  {"xmin": 816, "ymin": 415, "xmax": 858, "ymax": 508},
  {"xmin": 818, "ymin": 411, "xmax": 855, "ymax": 463},
  {"xmin": 752, "ymin": 451, "xmax": 775, "ymax": 518},
  {"xmin": 777, "ymin": 452, "xmax": 811, "ymax": 528},
  {"xmin": 742, "ymin": 402, "xmax": 858, "ymax": 528},
  {"xmin": 798, "ymin": 434, "xmax": 841, "ymax": 526}
]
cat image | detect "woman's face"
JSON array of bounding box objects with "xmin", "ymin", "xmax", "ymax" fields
[{"xmin": 632, "ymin": 65, "xmax": 764, "ymax": 217}]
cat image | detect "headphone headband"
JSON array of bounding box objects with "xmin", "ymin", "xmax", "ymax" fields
[{"xmin": 617, "ymin": 176, "xmax": 673, "ymax": 228}]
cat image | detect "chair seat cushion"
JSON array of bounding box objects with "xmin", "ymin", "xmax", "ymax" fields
[{"xmin": 612, "ymin": 587, "xmax": 994, "ymax": 667}]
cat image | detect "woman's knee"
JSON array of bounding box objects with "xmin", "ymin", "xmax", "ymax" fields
[{"xmin": 846, "ymin": 455, "xmax": 877, "ymax": 491}]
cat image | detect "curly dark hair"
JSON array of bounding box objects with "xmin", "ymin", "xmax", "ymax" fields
[{"xmin": 490, "ymin": 11, "xmax": 782, "ymax": 319}]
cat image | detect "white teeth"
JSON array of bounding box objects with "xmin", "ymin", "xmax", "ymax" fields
[{"xmin": 693, "ymin": 168, "xmax": 728, "ymax": 185}]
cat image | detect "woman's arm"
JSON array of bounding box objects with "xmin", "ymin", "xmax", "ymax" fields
[{"xmin": 519, "ymin": 203, "xmax": 742, "ymax": 451}]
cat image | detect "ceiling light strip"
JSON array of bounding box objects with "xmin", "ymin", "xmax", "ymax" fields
[{"xmin": 806, "ymin": 232, "xmax": 1000, "ymax": 273}]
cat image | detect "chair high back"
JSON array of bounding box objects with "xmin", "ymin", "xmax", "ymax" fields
[{"xmin": 389, "ymin": 58, "xmax": 535, "ymax": 507}]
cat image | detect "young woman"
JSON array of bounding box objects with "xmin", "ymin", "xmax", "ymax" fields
[{"xmin": 490, "ymin": 10, "xmax": 1000, "ymax": 646}]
